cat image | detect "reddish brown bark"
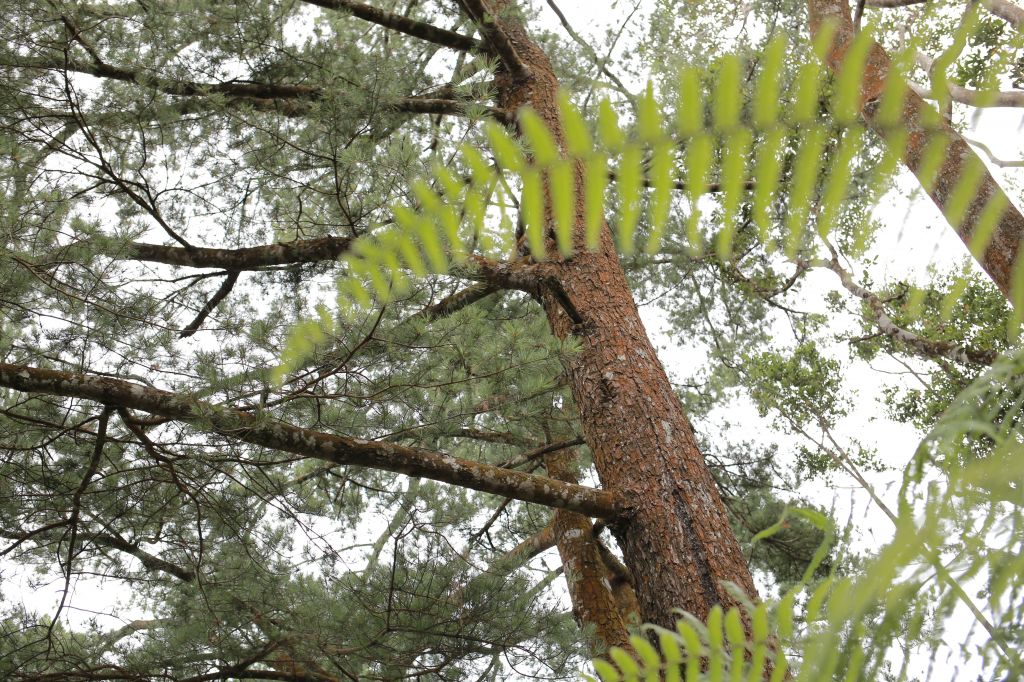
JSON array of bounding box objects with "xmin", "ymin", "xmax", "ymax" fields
[
  {"xmin": 465, "ymin": 1, "xmax": 760, "ymax": 630},
  {"xmin": 545, "ymin": 451, "xmax": 631, "ymax": 655},
  {"xmin": 808, "ymin": 0, "xmax": 1024, "ymax": 304}
]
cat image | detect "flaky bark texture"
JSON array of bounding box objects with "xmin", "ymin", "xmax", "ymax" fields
[
  {"xmin": 545, "ymin": 451, "xmax": 631, "ymax": 655},
  {"xmin": 466, "ymin": 1, "xmax": 759, "ymax": 629},
  {"xmin": 808, "ymin": 0, "xmax": 1024, "ymax": 304}
]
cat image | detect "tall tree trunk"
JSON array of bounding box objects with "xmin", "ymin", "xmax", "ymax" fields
[
  {"xmin": 808, "ymin": 0, "xmax": 1024, "ymax": 304},
  {"xmin": 467, "ymin": 1, "xmax": 760, "ymax": 630}
]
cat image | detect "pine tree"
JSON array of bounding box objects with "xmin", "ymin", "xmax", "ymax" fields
[{"xmin": 2, "ymin": 0, "xmax": 1023, "ymax": 679}]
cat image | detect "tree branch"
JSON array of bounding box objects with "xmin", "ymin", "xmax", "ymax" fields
[
  {"xmin": 802, "ymin": 245, "xmax": 998, "ymax": 366},
  {"xmin": 864, "ymin": 0, "xmax": 926, "ymax": 7},
  {"xmin": 303, "ymin": 0, "xmax": 481, "ymax": 51},
  {"xmin": 8, "ymin": 56, "xmax": 505, "ymax": 120},
  {"xmin": 982, "ymin": 0, "xmax": 1024, "ymax": 29},
  {"xmin": 0, "ymin": 364, "xmax": 626, "ymax": 518},
  {"xmin": 412, "ymin": 283, "xmax": 502, "ymax": 321},
  {"xmin": 179, "ymin": 270, "xmax": 240, "ymax": 338},
  {"xmin": 914, "ymin": 52, "xmax": 1024, "ymax": 108},
  {"xmin": 115, "ymin": 236, "xmax": 354, "ymax": 270}
]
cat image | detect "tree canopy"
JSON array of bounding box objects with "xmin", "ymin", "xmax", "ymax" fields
[{"xmin": 1, "ymin": 0, "xmax": 1023, "ymax": 680}]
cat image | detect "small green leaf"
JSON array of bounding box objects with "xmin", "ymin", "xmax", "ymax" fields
[
  {"xmin": 676, "ymin": 67, "xmax": 703, "ymax": 136},
  {"xmin": 657, "ymin": 628, "xmax": 683, "ymax": 664},
  {"xmin": 519, "ymin": 107, "xmax": 559, "ymax": 166},
  {"xmin": 638, "ymin": 81, "xmax": 663, "ymax": 142},
  {"xmin": 716, "ymin": 127, "xmax": 751, "ymax": 260},
  {"xmin": 646, "ymin": 141, "xmax": 675, "ymax": 254},
  {"xmin": 550, "ymin": 160, "xmax": 576, "ymax": 256},
  {"xmin": 791, "ymin": 61, "xmax": 823, "ymax": 125},
  {"xmin": 593, "ymin": 658, "xmax": 623, "ymax": 682},
  {"xmin": 753, "ymin": 35, "xmax": 786, "ymax": 128},
  {"xmin": 752, "ymin": 129, "xmax": 784, "ymax": 246},
  {"xmin": 713, "ymin": 54, "xmax": 741, "ymax": 131},
  {"xmin": 597, "ymin": 99, "xmax": 624, "ymax": 151},
  {"xmin": 831, "ymin": 28, "xmax": 874, "ymax": 123},
  {"xmin": 685, "ymin": 134, "xmax": 713, "ymax": 255},
  {"xmin": 461, "ymin": 144, "xmax": 495, "ymax": 187},
  {"xmin": 806, "ymin": 576, "xmax": 834, "ymax": 621},
  {"xmin": 817, "ymin": 126, "xmax": 864, "ymax": 240},
  {"xmin": 785, "ymin": 124, "xmax": 827, "ymax": 257},
  {"xmin": 609, "ymin": 646, "xmax": 640, "ymax": 678},
  {"xmin": 706, "ymin": 605, "xmax": 724, "ymax": 651},
  {"xmin": 751, "ymin": 603, "xmax": 769, "ymax": 643},
  {"xmin": 521, "ymin": 167, "xmax": 547, "ymax": 259},
  {"xmin": 559, "ymin": 91, "xmax": 592, "ymax": 157},
  {"xmin": 777, "ymin": 590, "xmax": 797, "ymax": 639},
  {"xmin": 724, "ymin": 608, "xmax": 745, "ymax": 648},
  {"xmin": 942, "ymin": 152, "xmax": 987, "ymax": 232},
  {"xmin": 585, "ymin": 153, "xmax": 608, "ymax": 250},
  {"xmin": 630, "ymin": 635, "xmax": 661, "ymax": 671},
  {"xmin": 616, "ymin": 143, "xmax": 643, "ymax": 254},
  {"xmin": 485, "ymin": 120, "xmax": 524, "ymax": 172}
]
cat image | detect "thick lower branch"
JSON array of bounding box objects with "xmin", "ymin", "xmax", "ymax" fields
[
  {"xmin": 118, "ymin": 236, "xmax": 353, "ymax": 270},
  {"xmin": 0, "ymin": 364, "xmax": 625, "ymax": 518}
]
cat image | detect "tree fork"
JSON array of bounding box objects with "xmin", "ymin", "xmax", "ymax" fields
[
  {"xmin": 470, "ymin": 0, "xmax": 760, "ymax": 631},
  {"xmin": 545, "ymin": 449, "xmax": 631, "ymax": 655}
]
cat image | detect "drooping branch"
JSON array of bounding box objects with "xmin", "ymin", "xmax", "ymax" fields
[
  {"xmin": 179, "ymin": 270, "xmax": 240, "ymax": 338},
  {"xmin": 802, "ymin": 246, "xmax": 998, "ymax": 366},
  {"xmin": 967, "ymin": 137, "xmax": 1024, "ymax": 168},
  {"xmin": 0, "ymin": 523, "xmax": 196, "ymax": 582},
  {"xmin": 77, "ymin": 530, "xmax": 197, "ymax": 582},
  {"xmin": 0, "ymin": 364, "xmax": 626, "ymax": 518},
  {"xmin": 302, "ymin": 0, "xmax": 482, "ymax": 52}
]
